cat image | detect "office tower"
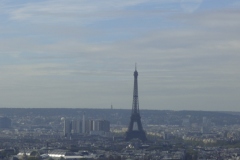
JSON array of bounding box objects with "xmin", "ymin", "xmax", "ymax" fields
[
  {"xmin": 82, "ymin": 112, "xmax": 85, "ymax": 134},
  {"xmin": 98, "ymin": 120, "xmax": 110, "ymax": 132},
  {"xmin": 63, "ymin": 118, "xmax": 71, "ymax": 137},
  {"xmin": 201, "ymin": 117, "xmax": 211, "ymax": 134},
  {"xmin": 76, "ymin": 119, "xmax": 82, "ymax": 134}
]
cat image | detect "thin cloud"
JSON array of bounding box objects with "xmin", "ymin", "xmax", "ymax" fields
[
  {"xmin": 5, "ymin": 0, "xmax": 179, "ymax": 25},
  {"xmin": 0, "ymin": 0, "xmax": 240, "ymax": 110}
]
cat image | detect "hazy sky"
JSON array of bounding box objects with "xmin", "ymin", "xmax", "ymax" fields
[{"xmin": 0, "ymin": 0, "xmax": 240, "ymax": 111}]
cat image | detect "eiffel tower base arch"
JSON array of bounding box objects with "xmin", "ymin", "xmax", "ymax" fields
[{"xmin": 125, "ymin": 130, "xmax": 147, "ymax": 141}]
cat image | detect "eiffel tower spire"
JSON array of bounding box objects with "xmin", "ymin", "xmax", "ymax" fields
[{"xmin": 125, "ymin": 65, "xmax": 147, "ymax": 141}]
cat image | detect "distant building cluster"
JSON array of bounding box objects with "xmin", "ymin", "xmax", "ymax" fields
[
  {"xmin": 0, "ymin": 116, "xmax": 11, "ymax": 129},
  {"xmin": 63, "ymin": 114, "xmax": 110, "ymax": 137}
]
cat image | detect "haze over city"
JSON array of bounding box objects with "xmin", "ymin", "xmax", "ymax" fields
[{"xmin": 0, "ymin": 0, "xmax": 240, "ymax": 111}]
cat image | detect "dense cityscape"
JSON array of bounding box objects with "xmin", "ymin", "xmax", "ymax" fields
[{"xmin": 1, "ymin": 108, "xmax": 240, "ymax": 160}]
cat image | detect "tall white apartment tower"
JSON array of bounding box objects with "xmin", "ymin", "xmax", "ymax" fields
[
  {"xmin": 64, "ymin": 118, "xmax": 71, "ymax": 137},
  {"xmin": 82, "ymin": 112, "xmax": 86, "ymax": 134}
]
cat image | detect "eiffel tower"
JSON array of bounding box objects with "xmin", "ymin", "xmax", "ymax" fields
[{"xmin": 125, "ymin": 65, "xmax": 147, "ymax": 141}]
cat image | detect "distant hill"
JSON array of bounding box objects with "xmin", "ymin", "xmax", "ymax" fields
[{"xmin": 0, "ymin": 108, "xmax": 240, "ymax": 126}]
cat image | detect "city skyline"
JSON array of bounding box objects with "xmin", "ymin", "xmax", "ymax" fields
[{"xmin": 0, "ymin": 0, "xmax": 240, "ymax": 111}]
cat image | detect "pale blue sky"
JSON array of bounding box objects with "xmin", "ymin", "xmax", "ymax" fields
[{"xmin": 0, "ymin": 0, "xmax": 240, "ymax": 111}]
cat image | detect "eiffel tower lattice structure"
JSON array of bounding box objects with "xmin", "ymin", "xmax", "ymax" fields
[{"xmin": 125, "ymin": 65, "xmax": 147, "ymax": 141}]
